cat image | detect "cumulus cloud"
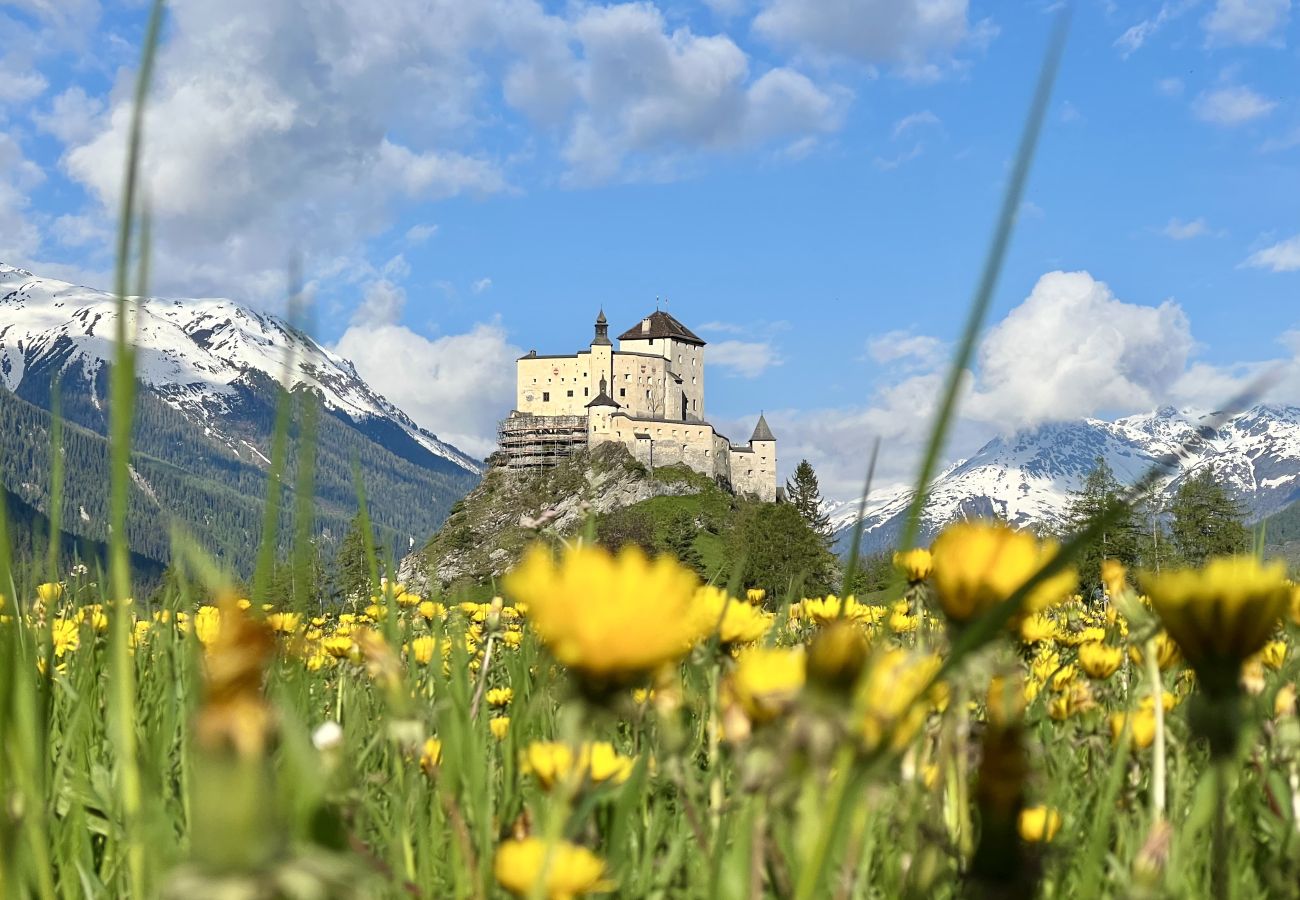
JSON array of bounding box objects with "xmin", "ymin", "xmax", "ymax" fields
[
  {"xmin": 709, "ymin": 340, "xmax": 782, "ymax": 378},
  {"xmin": 0, "ymin": 134, "xmax": 45, "ymax": 261},
  {"xmin": 753, "ymin": 0, "xmax": 988, "ymax": 77},
  {"xmin": 1203, "ymin": 0, "xmax": 1291, "ymax": 46},
  {"xmin": 866, "ymin": 330, "xmax": 944, "ymax": 369},
  {"xmin": 405, "ymin": 223, "xmax": 440, "ymax": 244},
  {"xmin": 333, "ymin": 320, "xmax": 522, "ymax": 458},
  {"xmin": 352, "ymin": 279, "xmax": 407, "ymax": 327},
  {"xmin": 32, "ymin": 86, "xmax": 104, "ymax": 144},
  {"xmin": 969, "ymin": 271, "xmax": 1194, "ymax": 428},
  {"xmin": 1242, "ymin": 234, "xmax": 1300, "ymax": 272},
  {"xmin": 558, "ymin": 3, "xmax": 843, "ymax": 183},
  {"xmin": 1192, "ymin": 85, "xmax": 1277, "ymax": 126},
  {"xmin": 1114, "ymin": 0, "xmax": 1198, "ymax": 57},
  {"xmin": 1162, "ymin": 217, "xmax": 1210, "ymax": 239}
]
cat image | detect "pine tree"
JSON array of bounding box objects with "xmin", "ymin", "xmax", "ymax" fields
[
  {"xmin": 1169, "ymin": 467, "xmax": 1248, "ymax": 566},
  {"xmin": 724, "ymin": 502, "xmax": 836, "ymax": 598},
  {"xmin": 662, "ymin": 510, "xmax": 706, "ymax": 577},
  {"xmin": 335, "ymin": 511, "xmax": 382, "ymax": 602},
  {"xmin": 1062, "ymin": 457, "xmax": 1142, "ymax": 597},
  {"xmin": 785, "ymin": 459, "xmax": 831, "ymax": 540}
]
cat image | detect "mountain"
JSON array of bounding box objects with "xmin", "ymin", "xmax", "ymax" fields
[
  {"xmin": 0, "ymin": 262, "xmax": 481, "ymax": 574},
  {"xmin": 833, "ymin": 405, "xmax": 1300, "ymax": 556}
]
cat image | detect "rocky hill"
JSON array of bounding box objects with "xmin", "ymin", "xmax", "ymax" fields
[{"xmin": 399, "ymin": 443, "xmax": 728, "ymax": 595}]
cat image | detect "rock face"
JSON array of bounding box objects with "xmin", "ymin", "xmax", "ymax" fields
[
  {"xmin": 399, "ymin": 443, "xmax": 709, "ymax": 592},
  {"xmin": 831, "ymin": 405, "xmax": 1300, "ymax": 556}
]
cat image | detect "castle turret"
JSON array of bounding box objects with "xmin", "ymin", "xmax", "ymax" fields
[
  {"xmin": 592, "ymin": 308, "xmax": 612, "ymax": 346},
  {"xmin": 729, "ymin": 413, "xmax": 777, "ymax": 501},
  {"xmin": 589, "ymin": 309, "xmax": 613, "ymax": 404}
]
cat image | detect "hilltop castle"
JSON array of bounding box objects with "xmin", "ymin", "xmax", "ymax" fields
[{"xmin": 497, "ymin": 310, "xmax": 777, "ymax": 502}]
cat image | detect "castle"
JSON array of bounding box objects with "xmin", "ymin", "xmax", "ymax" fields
[{"xmin": 497, "ymin": 310, "xmax": 777, "ymax": 502}]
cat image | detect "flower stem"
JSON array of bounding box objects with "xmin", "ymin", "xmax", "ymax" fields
[{"xmin": 1144, "ymin": 638, "xmax": 1166, "ymax": 822}]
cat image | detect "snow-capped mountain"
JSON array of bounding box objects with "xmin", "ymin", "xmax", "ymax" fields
[
  {"xmin": 833, "ymin": 405, "xmax": 1300, "ymax": 555},
  {"xmin": 1, "ymin": 262, "xmax": 482, "ymax": 573},
  {"xmin": 0, "ymin": 262, "xmax": 481, "ymax": 474}
]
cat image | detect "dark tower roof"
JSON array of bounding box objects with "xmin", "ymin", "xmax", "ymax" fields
[
  {"xmin": 750, "ymin": 413, "xmax": 775, "ymax": 442},
  {"xmin": 617, "ymin": 310, "xmax": 705, "ymax": 346},
  {"xmin": 586, "ymin": 375, "xmax": 620, "ymax": 408},
  {"xmin": 592, "ymin": 308, "xmax": 612, "ymax": 346}
]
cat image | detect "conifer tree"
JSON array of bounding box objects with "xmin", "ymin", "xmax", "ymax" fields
[
  {"xmin": 662, "ymin": 510, "xmax": 706, "ymax": 577},
  {"xmin": 1063, "ymin": 457, "xmax": 1141, "ymax": 597},
  {"xmin": 1169, "ymin": 467, "xmax": 1248, "ymax": 566},
  {"xmin": 335, "ymin": 511, "xmax": 382, "ymax": 602},
  {"xmin": 785, "ymin": 459, "xmax": 831, "ymax": 540}
]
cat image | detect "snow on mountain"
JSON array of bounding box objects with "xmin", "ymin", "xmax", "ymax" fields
[
  {"xmin": 0, "ymin": 262, "xmax": 482, "ymax": 475},
  {"xmin": 833, "ymin": 405, "xmax": 1300, "ymax": 555}
]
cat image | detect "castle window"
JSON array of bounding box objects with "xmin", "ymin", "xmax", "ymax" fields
[
  {"xmin": 542, "ymin": 392, "xmax": 550, "ymax": 402},
  {"xmin": 619, "ymin": 388, "xmax": 626, "ymax": 397},
  {"xmin": 645, "ymin": 389, "xmax": 651, "ymax": 398},
  {"xmin": 584, "ymin": 387, "xmax": 589, "ymax": 397},
  {"xmin": 567, "ymin": 390, "xmax": 573, "ymax": 398},
  {"xmin": 693, "ymin": 399, "xmax": 697, "ymax": 410}
]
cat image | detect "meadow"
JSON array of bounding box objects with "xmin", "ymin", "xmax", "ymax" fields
[{"xmin": 4, "ymin": 5, "xmax": 1300, "ymax": 898}]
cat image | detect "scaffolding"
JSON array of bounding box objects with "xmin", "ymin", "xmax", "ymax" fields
[{"xmin": 497, "ymin": 414, "xmax": 589, "ymax": 469}]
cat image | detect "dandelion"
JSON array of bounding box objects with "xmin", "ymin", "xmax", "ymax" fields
[
  {"xmin": 859, "ymin": 649, "xmax": 943, "ymax": 752},
  {"xmin": 930, "ymin": 521, "xmax": 1077, "ymax": 625},
  {"xmin": 692, "ymin": 586, "xmax": 773, "ymax": 646},
  {"xmin": 36, "ymin": 582, "xmax": 64, "ymax": 605},
  {"xmin": 420, "ymin": 737, "xmax": 443, "ymax": 774},
  {"xmin": 486, "ymin": 687, "xmax": 514, "ymax": 708},
  {"xmin": 494, "ymin": 837, "xmax": 612, "ymax": 899},
  {"xmin": 1018, "ymin": 613, "xmax": 1057, "ymax": 645},
  {"xmin": 490, "ymin": 716, "xmax": 511, "ymax": 740},
  {"xmin": 745, "ymin": 587, "xmax": 767, "ymax": 605},
  {"xmin": 728, "ymin": 646, "xmax": 805, "ymax": 725},
  {"xmin": 194, "ymin": 605, "xmax": 221, "ymax": 647},
  {"xmin": 409, "ymin": 635, "xmax": 437, "ymax": 665},
  {"xmin": 522, "ymin": 741, "xmax": 635, "ymax": 790},
  {"xmin": 805, "ymin": 620, "xmax": 869, "ymax": 691},
  {"xmin": 418, "ymin": 600, "xmax": 446, "ymax": 620},
  {"xmin": 51, "ymin": 618, "xmax": 80, "ymax": 658},
  {"xmin": 265, "ymin": 612, "xmax": 300, "ymax": 634},
  {"xmin": 503, "ymin": 545, "xmax": 703, "ymax": 689},
  {"xmin": 1078, "ymin": 641, "xmax": 1123, "ymax": 680},
  {"xmin": 1140, "ymin": 556, "xmax": 1290, "ymax": 698},
  {"xmin": 1128, "ymin": 632, "xmax": 1182, "ymax": 672},
  {"xmin": 1257, "ymin": 640, "xmax": 1286, "ymax": 671},
  {"xmin": 1018, "ymin": 806, "xmax": 1062, "ymax": 843},
  {"xmin": 1109, "ymin": 709, "xmax": 1157, "ymax": 750},
  {"xmin": 893, "ymin": 548, "xmax": 933, "ymax": 583}
]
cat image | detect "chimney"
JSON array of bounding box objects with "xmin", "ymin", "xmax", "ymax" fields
[{"xmin": 641, "ymin": 318, "xmax": 651, "ymax": 333}]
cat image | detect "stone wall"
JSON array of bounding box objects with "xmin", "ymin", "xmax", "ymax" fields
[{"xmin": 729, "ymin": 438, "xmax": 777, "ymax": 501}]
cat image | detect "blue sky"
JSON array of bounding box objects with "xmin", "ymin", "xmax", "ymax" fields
[{"xmin": 1, "ymin": 0, "xmax": 1297, "ymax": 497}]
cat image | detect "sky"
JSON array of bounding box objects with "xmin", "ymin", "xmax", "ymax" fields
[{"xmin": 1, "ymin": 0, "xmax": 1298, "ymax": 500}]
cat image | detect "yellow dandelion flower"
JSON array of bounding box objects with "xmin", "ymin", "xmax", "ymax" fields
[
  {"xmin": 930, "ymin": 521, "xmax": 1078, "ymax": 625},
  {"xmin": 266, "ymin": 612, "xmax": 300, "ymax": 634},
  {"xmin": 1018, "ymin": 613, "xmax": 1058, "ymax": 645},
  {"xmin": 522, "ymin": 741, "xmax": 635, "ymax": 790},
  {"xmin": 1109, "ymin": 708, "xmax": 1157, "ymax": 750},
  {"xmin": 806, "ymin": 620, "xmax": 869, "ymax": 691},
  {"xmin": 893, "ymin": 548, "xmax": 933, "ymax": 583},
  {"xmin": 420, "ymin": 737, "xmax": 443, "ymax": 774},
  {"xmin": 36, "ymin": 582, "xmax": 64, "ymax": 605},
  {"xmin": 692, "ymin": 586, "xmax": 773, "ymax": 646},
  {"xmin": 1258, "ymin": 639, "xmax": 1287, "ymax": 671},
  {"xmin": 408, "ymin": 634, "xmax": 437, "ymax": 665},
  {"xmin": 1078, "ymin": 642, "xmax": 1123, "ymax": 680},
  {"xmin": 494, "ymin": 837, "xmax": 613, "ymax": 899},
  {"xmin": 1018, "ymin": 806, "xmax": 1062, "ymax": 843},
  {"xmin": 1048, "ymin": 681, "xmax": 1094, "ymax": 721},
  {"xmin": 489, "ymin": 716, "xmax": 511, "ymax": 740},
  {"xmin": 486, "ymin": 687, "xmax": 514, "ymax": 708},
  {"xmin": 418, "ymin": 600, "xmax": 446, "ymax": 621},
  {"xmin": 1140, "ymin": 556, "xmax": 1290, "ymax": 694},
  {"xmin": 728, "ymin": 646, "xmax": 805, "ymax": 724},
  {"xmin": 859, "ymin": 649, "xmax": 943, "ymax": 752},
  {"xmin": 194, "ymin": 605, "xmax": 222, "ymax": 647},
  {"xmin": 745, "ymin": 587, "xmax": 767, "ymax": 605},
  {"xmin": 503, "ymin": 545, "xmax": 702, "ymax": 687},
  {"xmin": 51, "ymin": 618, "xmax": 80, "ymax": 658}
]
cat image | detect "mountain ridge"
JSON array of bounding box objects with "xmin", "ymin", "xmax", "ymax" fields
[{"xmin": 832, "ymin": 404, "xmax": 1300, "ymax": 555}]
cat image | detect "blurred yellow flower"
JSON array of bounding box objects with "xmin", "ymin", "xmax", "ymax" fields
[
  {"xmin": 494, "ymin": 837, "xmax": 612, "ymax": 899},
  {"xmin": 1078, "ymin": 642, "xmax": 1123, "ymax": 680},
  {"xmin": 522, "ymin": 741, "xmax": 633, "ymax": 789},
  {"xmin": 409, "ymin": 634, "xmax": 437, "ymax": 665},
  {"xmin": 51, "ymin": 618, "xmax": 80, "ymax": 658},
  {"xmin": 486, "ymin": 687, "xmax": 514, "ymax": 708},
  {"xmin": 986, "ymin": 674, "xmax": 1028, "ymax": 726},
  {"xmin": 194, "ymin": 605, "xmax": 221, "ymax": 647},
  {"xmin": 1258, "ymin": 640, "xmax": 1287, "ymax": 671},
  {"xmin": 728, "ymin": 647, "xmax": 805, "ymax": 724},
  {"xmin": 805, "ymin": 620, "xmax": 869, "ymax": 691},
  {"xmin": 1018, "ymin": 806, "xmax": 1062, "ymax": 843},
  {"xmin": 1109, "ymin": 708, "xmax": 1157, "ymax": 750},
  {"xmin": 36, "ymin": 582, "xmax": 64, "ymax": 605},
  {"xmin": 503, "ymin": 545, "xmax": 702, "ymax": 686},
  {"xmin": 418, "ymin": 600, "xmax": 446, "ymax": 621},
  {"xmin": 860, "ymin": 649, "xmax": 942, "ymax": 752},
  {"xmin": 420, "ymin": 737, "xmax": 443, "ymax": 774},
  {"xmin": 893, "ymin": 548, "xmax": 933, "ymax": 583},
  {"xmin": 930, "ymin": 521, "xmax": 1077, "ymax": 624},
  {"xmin": 795, "ymin": 595, "xmax": 880, "ymax": 626},
  {"xmin": 266, "ymin": 612, "xmax": 300, "ymax": 634},
  {"xmin": 1019, "ymin": 613, "xmax": 1057, "ymax": 644},
  {"xmin": 745, "ymin": 587, "xmax": 766, "ymax": 605},
  {"xmin": 1048, "ymin": 682, "xmax": 1094, "ymax": 721},
  {"xmin": 490, "ymin": 716, "xmax": 511, "ymax": 741},
  {"xmin": 1141, "ymin": 556, "xmax": 1290, "ymax": 692},
  {"xmin": 693, "ymin": 586, "xmax": 773, "ymax": 646}
]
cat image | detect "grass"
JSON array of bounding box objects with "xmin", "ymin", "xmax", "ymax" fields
[{"xmin": 5, "ymin": 5, "xmax": 1300, "ymax": 899}]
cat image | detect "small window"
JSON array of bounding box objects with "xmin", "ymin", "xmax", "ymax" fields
[
  {"xmin": 625, "ymin": 373, "xmax": 630, "ymax": 380},
  {"xmin": 646, "ymin": 390, "xmax": 651, "ymax": 398},
  {"xmin": 649, "ymin": 339, "xmax": 654, "ymax": 346},
  {"xmin": 584, "ymin": 387, "xmax": 589, "ymax": 397},
  {"xmin": 693, "ymin": 399, "xmax": 697, "ymax": 410},
  {"xmin": 542, "ymin": 392, "xmax": 550, "ymax": 402},
  {"xmin": 567, "ymin": 390, "xmax": 573, "ymax": 398},
  {"xmin": 619, "ymin": 388, "xmax": 626, "ymax": 397}
]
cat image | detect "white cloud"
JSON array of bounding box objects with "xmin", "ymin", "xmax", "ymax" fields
[
  {"xmin": 708, "ymin": 340, "xmax": 782, "ymax": 378},
  {"xmin": 352, "ymin": 279, "xmax": 407, "ymax": 326},
  {"xmin": 1114, "ymin": 1, "xmax": 1198, "ymax": 57},
  {"xmin": 969, "ymin": 271, "xmax": 1194, "ymax": 428},
  {"xmin": 333, "ymin": 320, "xmax": 522, "ymax": 458},
  {"xmin": 0, "ymin": 67, "xmax": 47, "ymax": 105},
  {"xmin": 1192, "ymin": 85, "xmax": 1277, "ymax": 126},
  {"xmin": 1203, "ymin": 0, "xmax": 1291, "ymax": 46},
  {"xmin": 867, "ymin": 330, "xmax": 944, "ymax": 368},
  {"xmin": 1162, "ymin": 216, "xmax": 1210, "ymax": 239},
  {"xmin": 892, "ymin": 109, "xmax": 941, "ymax": 140},
  {"xmin": 0, "ymin": 133, "xmax": 45, "ymax": 262},
  {"xmin": 471, "ymin": 277, "xmax": 493, "ymax": 294},
  {"xmin": 559, "ymin": 3, "xmax": 843, "ymax": 183},
  {"xmin": 1156, "ymin": 76, "xmax": 1185, "ymax": 97},
  {"xmin": 405, "ymin": 223, "xmax": 440, "ymax": 244},
  {"xmin": 753, "ymin": 0, "xmax": 986, "ymax": 76},
  {"xmin": 31, "ymin": 86, "xmax": 104, "ymax": 144},
  {"xmin": 1242, "ymin": 234, "xmax": 1300, "ymax": 272}
]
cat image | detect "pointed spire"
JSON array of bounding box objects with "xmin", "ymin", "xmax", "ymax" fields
[
  {"xmin": 750, "ymin": 413, "xmax": 775, "ymax": 443},
  {"xmin": 592, "ymin": 308, "xmax": 612, "ymax": 346}
]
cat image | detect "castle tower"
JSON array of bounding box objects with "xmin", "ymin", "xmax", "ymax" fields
[
  {"xmin": 589, "ymin": 308, "xmax": 613, "ymax": 404},
  {"xmin": 746, "ymin": 414, "xmax": 777, "ymax": 502}
]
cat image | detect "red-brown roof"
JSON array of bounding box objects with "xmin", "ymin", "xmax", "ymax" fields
[{"xmin": 617, "ymin": 310, "xmax": 705, "ymax": 346}]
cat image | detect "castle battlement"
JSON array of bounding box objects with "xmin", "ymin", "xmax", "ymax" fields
[{"xmin": 496, "ymin": 309, "xmax": 777, "ymax": 502}]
